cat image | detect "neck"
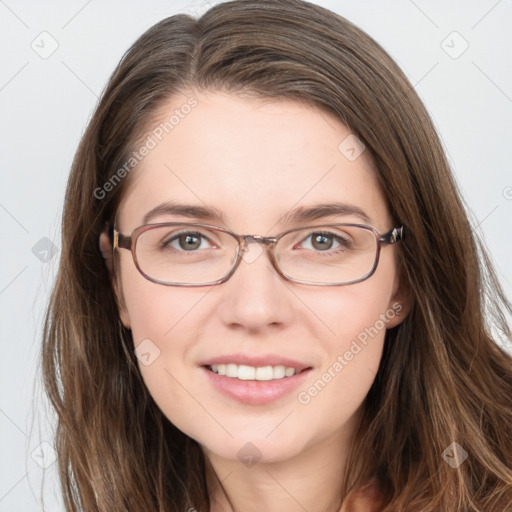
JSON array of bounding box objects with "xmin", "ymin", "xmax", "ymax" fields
[{"xmin": 203, "ymin": 413, "xmax": 362, "ymax": 512}]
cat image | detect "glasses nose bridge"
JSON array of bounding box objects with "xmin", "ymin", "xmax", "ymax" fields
[
  {"xmin": 239, "ymin": 233, "xmax": 277, "ymax": 251},
  {"xmin": 240, "ymin": 235, "xmax": 277, "ymax": 246},
  {"xmin": 236, "ymin": 234, "xmax": 279, "ymax": 263}
]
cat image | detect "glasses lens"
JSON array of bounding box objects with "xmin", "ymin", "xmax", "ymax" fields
[
  {"xmin": 134, "ymin": 224, "xmax": 378, "ymax": 286},
  {"xmin": 135, "ymin": 225, "xmax": 238, "ymax": 285},
  {"xmin": 275, "ymin": 225, "xmax": 377, "ymax": 285}
]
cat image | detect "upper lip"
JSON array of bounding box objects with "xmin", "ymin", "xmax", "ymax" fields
[{"xmin": 201, "ymin": 354, "xmax": 312, "ymax": 372}]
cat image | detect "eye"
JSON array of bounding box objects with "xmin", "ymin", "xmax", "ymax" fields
[
  {"xmin": 299, "ymin": 231, "xmax": 351, "ymax": 252},
  {"xmin": 163, "ymin": 231, "xmax": 216, "ymax": 252}
]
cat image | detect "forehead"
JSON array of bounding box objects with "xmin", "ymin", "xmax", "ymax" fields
[{"xmin": 116, "ymin": 89, "xmax": 390, "ymax": 232}]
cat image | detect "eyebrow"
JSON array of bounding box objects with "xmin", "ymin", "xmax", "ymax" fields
[
  {"xmin": 279, "ymin": 202, "xmax": 372, "ymax": 225},
  {"xmin": 142, "ymin": 200, "xmax": 372, "ymax": 226},
  {"xmin": 143, "ymin": 201, "xmax": 225, "ymax": 225}
]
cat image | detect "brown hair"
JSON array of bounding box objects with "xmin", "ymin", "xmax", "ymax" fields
[{"xmin": 42, "ymin": 0, "xmax": 512, "ymax": 510}]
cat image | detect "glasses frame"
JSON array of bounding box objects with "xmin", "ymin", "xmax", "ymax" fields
[{"xmin": 110, "ymin": 222, "xmax": 404, "ymax": 287}]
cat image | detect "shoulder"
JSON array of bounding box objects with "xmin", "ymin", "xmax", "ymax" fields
[{"xmin": 340, "ymin": 478, "xmax": 384, "ymax": 512}]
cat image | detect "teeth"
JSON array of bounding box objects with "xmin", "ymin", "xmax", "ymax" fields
[{"xmin": 210, "ymin": 364, "xmax": 301, "ymax": 380}]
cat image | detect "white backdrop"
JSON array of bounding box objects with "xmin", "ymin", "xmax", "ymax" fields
[{"xmin": 1, "ymin": 0, "xmax": 511, "ymax": 510}]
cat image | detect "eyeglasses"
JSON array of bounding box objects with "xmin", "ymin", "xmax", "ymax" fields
[{"xmin": 111, "ymin": 222, "xmax": 404, "ymax": 287}]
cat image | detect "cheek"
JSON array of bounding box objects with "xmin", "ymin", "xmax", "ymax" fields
[
  {"xmin": 119, "ymin": 252, "xmax": 204, "ymax": 342},
  {"xmin": 295, "ymin": 252, "xmax": 396, "ymax": 355},
  {"xmin": 295, "ymin": 285, "xmax": 390, "ymax": 410},
  {"xmin": 292, "ymin": 259, "xmax": 397, "ymax": 414},
  {"xmin": 121, "ymin": 277, "xmax": 210, "ymax": 436},
  {"xmin": 118, "ymin": 261, "xmax": 196, "ymax": 392}
]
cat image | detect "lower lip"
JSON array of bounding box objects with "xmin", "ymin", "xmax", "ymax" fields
[{"xmin": 201, "ymin": 366, "xmax": 312, "ymax": 405}]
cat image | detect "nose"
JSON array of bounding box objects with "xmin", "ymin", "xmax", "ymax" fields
[{"xmin": 214, "ymin": 238, "xmax": 295, "ymax": 332}]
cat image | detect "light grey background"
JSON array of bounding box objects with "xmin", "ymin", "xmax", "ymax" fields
[{"xmin": 1, "ymin": 0, "xmax": 511, "ymax": 510}]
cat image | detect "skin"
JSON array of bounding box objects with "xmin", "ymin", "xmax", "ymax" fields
[{"xmin": 100, "ymin": 89, "xmax": 410, "ymax": 512}]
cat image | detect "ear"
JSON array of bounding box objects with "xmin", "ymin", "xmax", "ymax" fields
[
  {"xmin": 385, "ymin": 272, "xmax": 412, "ymax": 329},
  {"xmin": 99, "ymin": 231, "xmax": 114, "ymax": 275},
  {"xmin": 99, "ymin": 230, "xmax": 131, "ymax": 329}
]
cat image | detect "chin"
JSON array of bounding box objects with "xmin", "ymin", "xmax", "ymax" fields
[{"xmin": 198, "ymin": 430, "xmax": 309, "ymax": 466}]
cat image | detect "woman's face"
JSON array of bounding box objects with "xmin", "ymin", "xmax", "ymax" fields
[{"xmin": 112, "ymin": 89, "xmax": 407, "ymax": 465}]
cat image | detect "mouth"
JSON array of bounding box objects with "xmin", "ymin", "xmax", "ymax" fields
[
  {"xmin": 204, "ymin": 363, "xmax": 312, "ymax": 381},
  {"xmin": 201, "ymin": 363, "xmax": 313, "ymax": 405}
]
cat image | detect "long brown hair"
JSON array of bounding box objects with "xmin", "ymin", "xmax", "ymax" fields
[{"xmin": 42, "ymin": 0, "xmax": 512, "ymax": 510}]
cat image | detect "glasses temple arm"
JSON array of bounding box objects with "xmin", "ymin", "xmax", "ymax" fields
[
  {"xmin": 379, "ymin": 226, "xmax": 404, "ymax": 245},
  {"xmin": 108, "ymin": 225, "xmax": 132, "ymax": 250}
]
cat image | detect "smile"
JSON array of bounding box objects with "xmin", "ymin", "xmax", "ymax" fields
[
  {"xmin": 208, "ymin": 363, "xmax": 302, "ymax": 380},
  {"xmin": 202, "ymin": 365, "xmax": 313, "ymax": 405}
]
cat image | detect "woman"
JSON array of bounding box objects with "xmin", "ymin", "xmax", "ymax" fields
[{"xmin": 42, "ymin": 0, "xmax": 512, "ymax": 510}]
